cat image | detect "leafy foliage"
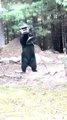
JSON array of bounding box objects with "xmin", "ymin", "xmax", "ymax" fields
[
  {"xmin": 1, "ymin": 0, "xmax": 67, "ymax": 47},
  {"xmin": 36, "ymin": 28, "xmax": 51, "ymax": 37}
]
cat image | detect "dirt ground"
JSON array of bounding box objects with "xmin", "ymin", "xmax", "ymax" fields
[
  {"xmin": 0, "ymin": 39, "xmax": 67, "ymax": 120},
  {"xmin": 0, "ymin": 38, "xmax": 67, "ymax": 89}
]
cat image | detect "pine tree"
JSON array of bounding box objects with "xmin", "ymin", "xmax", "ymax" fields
[{"xmin": 0, "ymin": 0, "xmax": 5, "ymax": 45}]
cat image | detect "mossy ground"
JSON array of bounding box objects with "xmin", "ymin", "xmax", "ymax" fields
[{"xmin": 0, "ymin": 83, "xmax": 67, "ymax": 120}]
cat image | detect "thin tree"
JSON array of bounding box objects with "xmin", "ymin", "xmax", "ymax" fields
[{"xmin": 0, "ymin": 0, "xmax": 5, "ymax": 45}]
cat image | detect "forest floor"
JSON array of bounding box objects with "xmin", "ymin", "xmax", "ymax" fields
[{"xmin": 0, "ymin": 38, "xmax": 67, "ymax": 120}]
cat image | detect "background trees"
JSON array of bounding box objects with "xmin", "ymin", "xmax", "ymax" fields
[
  {"xmin": 0, "ymin": 0, "xmax": 5, "ymax": 45},
  {"xmin": 0, "ymin": 0, "xmax": 67, "ymax": 52}
]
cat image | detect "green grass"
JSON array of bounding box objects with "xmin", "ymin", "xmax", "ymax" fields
[{"xmin": 0, "ymin": 83, "xmax": 67, "ymax": 120}]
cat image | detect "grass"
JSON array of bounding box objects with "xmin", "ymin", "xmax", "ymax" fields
[{"xmin": 0, "ymin": 83, "xmax": 67, "ymax": 120}]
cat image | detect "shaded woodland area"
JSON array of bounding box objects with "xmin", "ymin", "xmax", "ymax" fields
[
  {"xmin": 0, "ymin": 0, "xmax": 67, "ymax": 52},
  {"xmin": 0, "ymin": 1, "xmax": 67, "ymax": 120}
]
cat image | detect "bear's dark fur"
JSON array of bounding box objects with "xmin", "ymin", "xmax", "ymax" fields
[{"xmin": 20, "ymin": 33, "xmax": 37, "ymax": 72}]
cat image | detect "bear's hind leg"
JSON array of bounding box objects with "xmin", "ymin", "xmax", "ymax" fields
[
  {"xmin": 21, "ymin": 57, "xmax": 28, "ymax": 72},
  {"xmin": 29, "ymin": 57, "xmax": 37, "ymax": 72}
]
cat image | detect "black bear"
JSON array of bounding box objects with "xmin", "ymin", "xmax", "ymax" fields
[{"xmin": 20, "ymin": 24, "xmax": 37, "ymax": 72}]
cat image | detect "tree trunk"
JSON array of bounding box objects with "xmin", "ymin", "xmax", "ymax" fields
[
  {"xmin": 0, "ymin": 0, "xmax": 5, "ymax": 45},
  {"xmin": 0, "ymin": 19, "xmax": 5, "ymax": 45}
]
